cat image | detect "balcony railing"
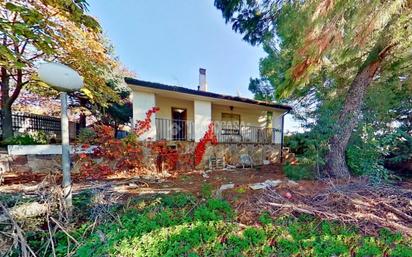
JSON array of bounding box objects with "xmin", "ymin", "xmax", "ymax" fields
[
  {"xmin": 155, "ymin": 118, "xmax": 195, "ymax": 141},
  {"xmin": 154, "ymin": 119, "xmax": 280, "ymax": 144},
  {"xmin": 213, "ymin": 122, "xmax": 278, "ymax": 144}
]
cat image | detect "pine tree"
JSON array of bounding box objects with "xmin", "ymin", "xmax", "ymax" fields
[{"xmin": 215, "ymin": 0, "xmax": 412, "ymax": 178}]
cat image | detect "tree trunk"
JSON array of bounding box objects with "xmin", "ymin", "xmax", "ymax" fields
[
  {"xmin": 1, "ymin": 67, "xmax": 13, "ymax": 139},
  {"xmin": 79, "ymin": 112, "xmax": 86, "ymax": 129},
  {"xmin": 324, "ymin": 61, "xmax": 382, "ymax": 178},
  {"xmin": 1, "ymin": 106, "xmax": 13, "ymax": 140}
]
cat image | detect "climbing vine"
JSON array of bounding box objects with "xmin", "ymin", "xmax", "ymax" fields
[{"xmin": 194, "ymin": 123, "xmax": 218, "ymax": 166}]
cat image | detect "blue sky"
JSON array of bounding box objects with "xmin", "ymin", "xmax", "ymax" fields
[
  {"xmin": 88, "ymin": 0, "xmax": 301, "ymax": 132},
  {"xmin": 88, "ymin": 0, "xmax": 265, "ymax": 98}
]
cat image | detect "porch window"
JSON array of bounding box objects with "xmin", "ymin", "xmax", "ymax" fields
[{"xmin": 221, "ymin": 113, "xmax": 240, "ymax": 135}]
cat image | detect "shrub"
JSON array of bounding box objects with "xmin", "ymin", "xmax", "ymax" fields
[
  {"xmin": 76, "ymin": 107, "xmax": 194, "ymax": 179},
  {"xmin": 77, "ymin": 127, "xmax": 96, "ymax": 144},
  {"xmin": 200, "ymin": 183, "xmax": 213, "ymax": 199},
  {"xmin": 1, "ymin": 131, "xmax": 48, "ymax": 145},
  {"xmin": 346, "ymin": 125, "xmax": 393, "ymax": 183},
  {"xmin": 283, "ymin": 160, "xmax": 315, "ymax": 180}
]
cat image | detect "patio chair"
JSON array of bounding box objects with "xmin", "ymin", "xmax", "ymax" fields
[{"xmin": 240, "ymin": 154, "xmax": 254, "ymax": 168}]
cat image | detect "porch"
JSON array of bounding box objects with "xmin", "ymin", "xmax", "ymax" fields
[{"xmin": 155, "ymin": 118, "xmax": 281, "ymax": 144}]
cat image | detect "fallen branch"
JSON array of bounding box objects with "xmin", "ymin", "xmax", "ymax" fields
[
  {"xmin": 50, "ymin": 217, "xmax": 79, "ymax": 244},
  {"xmin": 0, "ymin": 203, "xmax": 37, "ymax": 257},
  {"xmin": 258, "ymin": 180, "xmax": 412, "ymax": 236}
]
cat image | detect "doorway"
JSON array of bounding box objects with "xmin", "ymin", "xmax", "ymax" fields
[{"xmin": 172, "ymin": 108, "xmax": 187, "ymax": 140}]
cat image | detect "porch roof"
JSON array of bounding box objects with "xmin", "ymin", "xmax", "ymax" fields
[{"xmin": 125, "ymin": 78, "xmax": 292, "ymax": 111}]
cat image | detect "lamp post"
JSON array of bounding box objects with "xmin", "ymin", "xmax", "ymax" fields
[{"xmin": 38, "ymin": 63, "xmax": 83, "ymax": 216}]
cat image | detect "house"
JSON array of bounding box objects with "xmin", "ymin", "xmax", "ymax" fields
[{"xmin": 125, "ymin": 69, "xmax": 292, "ymax": 166}]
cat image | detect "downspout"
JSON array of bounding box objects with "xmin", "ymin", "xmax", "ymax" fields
[{"xmin": 280, "ymin": 109, "xmax": 291, "ymax": 163}]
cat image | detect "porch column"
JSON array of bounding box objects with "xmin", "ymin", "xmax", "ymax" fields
[
  {"xmin": 194, "ymin": 100, "xmax": 211, "ymax": 142},
  {"xmin": 132, "ymin": 90, "xmax": 156, "ymax": 140},
  {"xmin": 271, "ymin": 113, "xmax": 283, "ymax": 144}
]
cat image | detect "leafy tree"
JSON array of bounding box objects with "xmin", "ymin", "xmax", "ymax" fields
[
  {"xmin": 0, "ymin": 0, "xmax": 119, "ymax": 139},
  {"xmin": 215, "ymin": 0, "xmax": 412, "ymax": 178},
  {"xmin": 98, "ymin": 78, "xmax": 132, "ymax": 135},
  {"xmin": 248, "ymin": 78, "xmax": 275, "ymax": 101}
]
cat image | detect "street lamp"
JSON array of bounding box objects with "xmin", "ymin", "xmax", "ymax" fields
[{"xmin": 38, "ymin": 63, "xmax": 83, "ymax": 216}]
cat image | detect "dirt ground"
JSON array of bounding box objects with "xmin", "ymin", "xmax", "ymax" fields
[
  {"xmin": 0, "ymin": 164, "xmax": 286, "ymax": 198},
  {"xmin": 2, "ymin": 165, "xmax": 412, "ymax": 235}
]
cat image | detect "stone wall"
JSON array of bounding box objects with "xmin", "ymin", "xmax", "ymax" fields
[
  {"xmin": 0, "ymin": 154, "xmax": 61, "ymax": 174},
  {"xmin": 201, "ymin": 143, "xmax": 281, "ymax": 168},
  {"xmin": 0, "ymin": 142, "xmax": 282, "ymax": 175},
  {"xmin": 164, "ymin": 141, "xmax": 282, "ymax": 169}
]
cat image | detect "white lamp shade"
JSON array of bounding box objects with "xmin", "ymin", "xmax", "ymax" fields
[{"xmin": 38, "ymin": 63, "xmax": 83, "ymax": 92}]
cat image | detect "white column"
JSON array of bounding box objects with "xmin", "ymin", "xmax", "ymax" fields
[
  {"xmin": 194, "ymin": 100, "xmax": 212, "ymax": 142},
  {"xmin": 271, "ymin": 112, "xmax": 283, "ymax": 144},
  {"xmin": 132, "ymin": 90, "xmax": 156, "ymax": 140}
]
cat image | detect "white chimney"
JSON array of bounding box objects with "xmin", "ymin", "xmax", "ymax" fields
[{"xmin": 198, "ymin": 68, "xmax": 207, "ymax": 91}]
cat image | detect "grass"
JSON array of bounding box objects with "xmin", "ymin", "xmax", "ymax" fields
[{"xmin": 21, "ymin": 192, "xmax": 412, "ymax": 257}]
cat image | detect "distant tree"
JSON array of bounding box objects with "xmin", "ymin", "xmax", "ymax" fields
[
  {"xmin": 215, "ymin": 0, "xmax": 412, "ymax": 178},
  {"xmin": 248, "ymin": 78, "xmax": 274, "ymax": 101},
  {"xmin": 0, "ymin": 0, "xmax": 119, "ymax": 139},
  {"xmin": 99, "ymin": 78, "xmax": 132, "ymax": 135}
]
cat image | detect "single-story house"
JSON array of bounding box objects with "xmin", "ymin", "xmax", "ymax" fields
[{"xmin": 125, "ymin": 69, "xmax": 292, "ymax": 165}]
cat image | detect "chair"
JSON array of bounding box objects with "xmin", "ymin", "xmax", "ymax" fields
[{"xmin": 240, "ymin": 154, "xmax": 254, "ymax": 168}]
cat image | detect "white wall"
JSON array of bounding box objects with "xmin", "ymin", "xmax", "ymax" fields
[
  {"xmin": 194, "ymin": 100, "xmax": 212, "ymax": 142},
  {"xmin": 7, "ymin": 145, "xmax": 97, "ymax": 155},
  {"xmin": 132, "ymin": 90, "xmax": 156, "ymax": 140},
  {"xmin": 272, "ymin": 113, "xmax": 284, "ymax": 144}
]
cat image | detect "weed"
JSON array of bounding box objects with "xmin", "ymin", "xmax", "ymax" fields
[
  {"xmin": 235, "ymin": 186, "xmax": 247, "ymax": 194},
  {"xmin": 200, "ymin": 183, "xmax": 213, "ymax": 199}
]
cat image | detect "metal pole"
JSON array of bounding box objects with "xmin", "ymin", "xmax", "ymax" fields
[{"xmin": 60, "ymin": 92, "xmax": 72, "ymax": 216}]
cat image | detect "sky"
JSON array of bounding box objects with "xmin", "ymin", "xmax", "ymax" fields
[{"xmin": 88, "ymin": 0, "xmax": 301, "ymax": 132}]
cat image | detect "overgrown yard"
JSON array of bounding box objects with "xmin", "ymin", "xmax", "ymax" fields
[{"xmin": 1, "ymin": 167, "xmax": 412, "ymax": 256}]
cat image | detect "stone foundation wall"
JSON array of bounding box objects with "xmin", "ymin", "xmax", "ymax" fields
[
  {"xmin": 0, "ymin": 154, "xmax": 61, "ymax": 174},
  {"xmin": 201, "ymin": 143, "xmax": 281, "ymax": 168},
  {"xmin": 0, "ymin": 142, "xmax": 282, "ymax": 174},
  {"xmin": 164, "ymin": 141, "xmax": 281, "ymax": 169}
]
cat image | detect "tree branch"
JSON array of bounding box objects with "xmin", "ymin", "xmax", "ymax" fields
[{"xmin": 6, "ymin": 70, "xmax": 28, "ymax": 107}]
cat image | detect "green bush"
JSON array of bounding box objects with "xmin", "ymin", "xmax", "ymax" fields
[
  {"xmin": 283, "ymin": 159, "xmax": 315, "ymax": 180},
  {"xmin": 200, "ymin": 183, "xmax": 213, "ymax": 199},
  {"xmin": 346, "ymin": 125, "xmax": 394, "ymax": 183},
  {"xmin": 77, "ymin": 127, "xmax": 96, "ymax": 143},
  {"xmin": 1, "ymin": 131, "xmax": 48, "ymax": 145}
]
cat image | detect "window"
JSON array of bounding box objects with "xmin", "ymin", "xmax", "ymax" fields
[{"xmin": 221, "ymin": 113, "xmax": 240, "ymax": 135}]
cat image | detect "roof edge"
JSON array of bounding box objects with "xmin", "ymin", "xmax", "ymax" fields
[{"xmin": 125, "ymin": 77, "xmax": 292, "ymax": 111}]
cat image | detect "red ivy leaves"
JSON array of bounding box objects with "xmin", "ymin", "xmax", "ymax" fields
[
  {"xmin": 134, "ymin": 107, "xmax": 160, "ymax": 137},
  {"xmin": 194, "ymin": 122, "xmax": 217, "ymax": 166},
  {"xmin": 78, "ymin": 107, "xmax": 159, "ymax": 179}
]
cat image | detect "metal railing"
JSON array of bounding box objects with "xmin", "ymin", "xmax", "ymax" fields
[
  {"xmin": 0, "ymin": 112, "xmax": 78, "ymax": 140},
  {"xmin": 154, "ymin": 119, "xmax": 280, "ymax": 144},
  {"xmin": 213, "ymin": 122, "xmax": 278, "ymax": 144},
  {"xmin": 155, "ymin": 118, "xmax": 195, "ymax": 141}
]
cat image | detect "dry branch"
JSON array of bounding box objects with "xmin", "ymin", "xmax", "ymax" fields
[
  {"xmin": 0, "ymin": 203, "xmax": 37, "ymax": 257},
  {"xmin": 258, "ymin": 180, "xmax": 412, "ymax": 236}
]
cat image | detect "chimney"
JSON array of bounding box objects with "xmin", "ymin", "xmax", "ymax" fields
[{"xmin": 198, "ymin": 68, "xmax": 207, "ymax": 91}]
